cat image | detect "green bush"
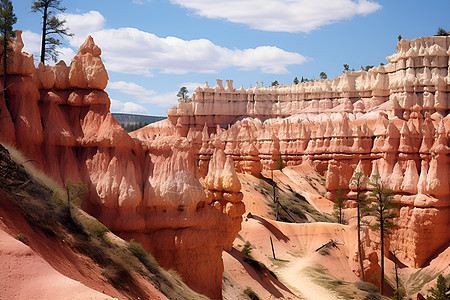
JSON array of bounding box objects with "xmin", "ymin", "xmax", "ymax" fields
[
  {"xmin": 241, "ymin": 241, "xmax": 253, "ymax": 257},
  {"xmin": 15, "ymin": 233, "xmax": 29, "ymax": 245},
  {"xmin": 83, "ymin": 219, "xmax": 109, "ymax": 237}
]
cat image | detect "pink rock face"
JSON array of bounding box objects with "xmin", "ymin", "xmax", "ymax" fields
[
  {"xmin": 1, "ymin": 34, "xmax": 245, "ymax": 300},
  {"xmin": 2, "ymin": 30, "xmax": 450, "ymax": 294}
]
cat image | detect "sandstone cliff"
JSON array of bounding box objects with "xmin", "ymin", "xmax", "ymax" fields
[
  {"xmin": 0, "ymin": 30, "xmax": 245, "ymax": 299},
  {"xmin": 160, "ymin": 36, "xmax": 450, "ymax": 269}
]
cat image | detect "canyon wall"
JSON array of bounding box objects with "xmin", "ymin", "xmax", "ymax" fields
[
  {"xmin": 0, "ymin": 31, "xmax": 244, "ymax": 300},
  {"xmin": 160, "ymin": 36, "xmax": 450, "ymax": 268}
]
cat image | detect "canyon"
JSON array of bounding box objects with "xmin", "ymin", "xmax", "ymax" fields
[{"xmin": 0, "ymin": 30, "xmax": 448, "ymax": 299}]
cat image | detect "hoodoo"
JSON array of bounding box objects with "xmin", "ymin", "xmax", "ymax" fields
[{"xmin": 1, "ymin": 29, "xmax": 449, "ymax": 298}]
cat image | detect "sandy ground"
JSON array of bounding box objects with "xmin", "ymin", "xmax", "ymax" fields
[{"xmin": 0, "ymin": 228, "xmax": 114, "ymax": 300}]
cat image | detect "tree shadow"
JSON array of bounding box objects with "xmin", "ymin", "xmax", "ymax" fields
[
  {"xmin": 228, "ymin": 248, "xmax": 295, "ymax": 298},
  {"xmin": 248, "ymin": 214, "xmax": 290, "ymax": 243}
]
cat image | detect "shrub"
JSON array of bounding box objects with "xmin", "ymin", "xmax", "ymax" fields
[
  {"xmin": 241, "ymin": 241, "xmax": 253, "ymax": 257},
  {"xmin": 15, "ymin": 233, "xmax": 29, "ymax": 245},
  {"xmin": 244, "ymin": 287, "xmax": 260, "ymax": 300},
  {"xmin": 128, "ymin": 239, "xmax": 159, "ymax": 275},
  {"xmin": 83, "ymin": 219, "xmax": 109, "ymax": 237}
]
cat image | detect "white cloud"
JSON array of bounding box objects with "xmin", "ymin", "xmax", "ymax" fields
[
  {"xmin": 123, "ymin": 102, "xmax": 148, "ymax": 113},
  {"xmin": 22, "ymin": 30, "xmax": 41, "ymax": 56},
  {"xmin": 22, "ymin": 10, "xmax": 307, "ymax": 75},
  {"xmin": 170, "ymin": 0, "xmax": 381, "ymax": 33},
  {"xmin": 86, "ymin": 27, "xmax": 306, "ymax": 75},
  {"xmin": 110, "ymin": 98, "xmax": 148, "ymax": 113},
  {"xmin": 178, "ymin": 82, "xmax": 205, "ymax": 92},
  {"xmin": 108, "ymin": 81, "xmax": 178, "ymax": 107},
  {"xmin": 108, "ymin": 81, "xmax": 157, "ymax": 96},
  {"xmin": 56, "ymin": 47, "xmax": 77, "ymax": 65}
]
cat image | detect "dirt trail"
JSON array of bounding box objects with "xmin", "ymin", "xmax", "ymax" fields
[{"xmin": 277, "ymin": 255, "xmax": 341, "ymax": 300}]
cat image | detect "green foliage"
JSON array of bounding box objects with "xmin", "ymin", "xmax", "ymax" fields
[
  {"xmin": 31, "ymin": 0, "xmax": 73, "ymax": 63},
  {"xmin": 435, "ymin": 27, "xmax": 449, "ymax": 37},
  {"xmin": 319, "ymin": 72, "xmax": 327, "ymax": 79},
  {"xmin": 343, "ymin": 64, "xmax": 350, "ymax": 72},
  {"xmin": 392, "ymin": 287, "xmax": 406, "ymax": 300},
  {"xmin": 0, "ymin": 0, "xmax": 17, "ymax": 103},
  {"xmin": 293, "ymin": 77, "xmax": 299, "ymax": 84},
  {"xmin": 355, "ymin": 281, "xmax": 380, "ymax": 293},
  {"xmin": 426, "ymin": 274, "xmax": 450, "ymax": 300},
  {"xmin": 66, "ymin": 179, "xmax": 88, "ymax": 207},
  {"xmin": 244, "ymin": 287, "xmax": 260, "ymax": 300},
  {"xmin": 177, "ymin": 86, "xmax": 190, "ymax": 101},
  {"xmin": 83, "ymin": 219, "xmax": 109, "ymax": 237},
  {"xmin": 241, "ymin": 241, "xmax": 253, "ymax": 257},
  {"xmin": 398, "ymin": 35, "xmax": 402, "ymax": 41},
  {"xmin": 276, "ymin": 154, "xmax": 283, "ymax": 171},
  {"xmin": 121, "ymin": 122, "xmax": 148, "ymax": 133},
  {"xmin": 332, "ymin": 187, "xmax": 347, "ymax": 224},
  {"xmin": 128, "ymin": 239, "xmax": 159, "ymax": 275},
  {"xmin": 15, "ymin": 233, "xmax": 29, "ymax": 245},
  {"xmin": 364, "ymin": 65, "xmax": 374, "ymax": 71},
  {"xmin": 364, "ymin": 175, "xmax": 398, "ymax": 234},
  {"xmin": 271, "ymin": 80, "xmax": 279, "ymax": 86}
]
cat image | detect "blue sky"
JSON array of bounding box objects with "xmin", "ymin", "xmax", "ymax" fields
[{"xmin": 13, "ymin": 0, "xmax": 450, "ymax": 116}]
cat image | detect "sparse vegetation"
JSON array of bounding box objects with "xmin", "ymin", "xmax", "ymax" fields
[
  {"xmin": 426, "ymin": 274, "xmax": 450, "ymax": 300},
  {"xmin": 120, "ymin": 121, "xmax": 149, "ymax": 132},
  {"xmin": 244, "ymin": 286, "xmax": 260, "ymax": 300},
  {"xmin": 0, "ymin": 143, "xmax": 208, "ymax": 300},
  {"xmin": 15, "ymin": 233, "xmax": 29, "ymax": 245},
  {"xmin": 271, "ymin": 80, "xmax": 279, "ymax": 86},
  {"xmin": 320, "ymin": 72, "xmax": 327, "ymax": 79},
  {"xmin": 31, "ymin": 0, "xmax": 73, "ymax": 63},
  {"xmin": 242, "ymin": 241, "xmax": 254, "ymax": 257},
  {"xmin": 0, "ymin": 0, "xmax": 17, "ymax": 106},
  {"xmin": 363, "ymin": 174, "xmax": 398, "ymax": 295},
  {"xmin": 435, "ymin": 27, "xmax": 449, "ymax": 37},
  {"xmin": 332, "ymin": 187, "xmax": 347, "ymax": 224}
]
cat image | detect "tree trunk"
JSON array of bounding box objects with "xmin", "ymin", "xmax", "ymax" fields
[
  {"xmin": 380, "ymin": 213, "xmax": 385, "ymax": 295},
  {"xmin": 357, "ymin": 199, "xmax": 365, "ymax": 281},
  {"xmin": 40, "ymin": 4, "xmax": 48, "ymax": 64},
  {"xmin": 3, "ymin": 27, "xmax": 7, "ymax": 107}
]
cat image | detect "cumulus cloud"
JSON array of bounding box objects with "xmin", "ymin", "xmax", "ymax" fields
[
  {"xmin": 110, "ymin": 98, "xmax": 148, "ymax": 113},
  {"xmin": 22, "ymin": 30, "xmax": 41, "ymax": 56},
  {"xmin": 170, "ymin": 0, "xmax": 381, "ymax": 33},
  {"xmin": 52, "ymin": 11, "xmax": 305, "ymax": 75},
  {"xmin": 108, "ymin": 81, "xmax": 157, "ymax": 96},
  {"xmin": 22, "ymin": 10, "xmax": 307, "ymax": 75},
  {"xmin": 108, "ymin": 81, "xmax": 178, "ymax": 107}
]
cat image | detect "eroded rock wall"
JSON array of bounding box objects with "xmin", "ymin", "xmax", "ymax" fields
[
  {"xmin": 161, "ymin": 36, "xmax": 450, "ymax": 268},
  {"xmin": 0, "ymin": 31, "xmax": 244, "ymax": 300}
]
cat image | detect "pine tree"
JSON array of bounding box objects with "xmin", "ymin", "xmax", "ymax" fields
[
  {"xmin": 350, "ymin": 171, "xmax": 369, "ymax": 281},
  {"xmin": 31, "ymin": 0, "xmax": 73, "ymax": 63},
  {"xmin": 426, "ymin": 274, "xmax": 450, "ymax": 300},
  {"xmin": 363, "ymin": 174, "xmax": 398, "ymax": 295},
  {"xmin": 293, "ymin": 77, "xmax": 299, "ymax": 84},
  {"xmin": 319, "ymin": 72, "xmax": 327, "ymax": 79},
  {"xmin": 177, "ymin": 86, "xmax": 189, "ymax": 102},
  {"xmin": 332, "ymin": 187, "xmax": 346, "ymax": 224},
  {"xmin": 0, "ymin": 0, "xmax": 16, "ymax": 107}
]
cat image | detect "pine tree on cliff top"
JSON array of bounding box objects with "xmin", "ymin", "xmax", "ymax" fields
[
  {"xmin": 31, "ymin": 0, "xmax": 73, "ymax": 63},
  {"xmin": 0, "ymin": 0, "xmax": 17, "ymax": 107},
  {"xmin": 363, "ymin": 174, "xmax": 398, "ymax": 295}
]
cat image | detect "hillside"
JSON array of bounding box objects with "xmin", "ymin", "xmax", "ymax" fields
[
  {"xmin": 0, "ymin": 143, "xmax": 207, "ymax": 300},
  {"xmin": 112, "ymin": 113, "xmax": 166, "ymax": 125}
]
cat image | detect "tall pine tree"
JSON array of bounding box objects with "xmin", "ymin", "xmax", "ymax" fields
[
  {"xmin": 31, "ymin": 0, "xmax": 72, "ymax": 63},
  {"xmin": 363, "ymin": 174, "xmax": 398, "ymax": 295},
  {"xmin": 0, "ymin": 0, "xmax": 16, "ymax": 107}
]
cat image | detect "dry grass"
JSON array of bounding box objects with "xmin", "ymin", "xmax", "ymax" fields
[{"xmin": 0, "ymin": 143, "xmax": 209, "ymax": 300}]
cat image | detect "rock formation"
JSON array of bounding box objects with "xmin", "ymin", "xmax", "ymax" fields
[
  {"xmin": 0, "ymin": 30, "xmax": 244, "ymax": 299},
  {"xmin": 1, "ymin": 29, "xmax": 449, "ymax": 295},
  {"xmin": 159, "ymin": 36, "xmax": 450, "ymax": 268}
]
